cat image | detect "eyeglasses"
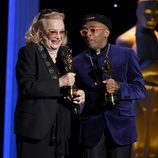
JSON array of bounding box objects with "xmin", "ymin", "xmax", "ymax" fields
[
  {"xmin": 80, "ymin": 27, "xmax": 106, "ymax": 36},
  {"xmin": 38, "ymin": 8, "xmax": 61, "ymax": 20},
  {"xmin": 47, "ymin": 30, "xmax": 66, "ymax": 37}
]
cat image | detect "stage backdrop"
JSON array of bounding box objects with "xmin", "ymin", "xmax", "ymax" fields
[{"xmin": 3, "ymin": 0, "xmax": 39, "ymax": 158}]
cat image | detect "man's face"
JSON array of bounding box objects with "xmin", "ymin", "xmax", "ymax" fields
[
  {"xmin": 137, "ymin": 1, "xmax": 158, "ymax": 29},
  {"xmin": 80, "ymin": 21, "xmax": 110, "ymax": 51}
]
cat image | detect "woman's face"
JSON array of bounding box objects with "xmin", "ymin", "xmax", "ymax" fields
[
  {"xmin": 42, "ymin": 19, "xmax": 66, "ymax": 50},
  {"xmin": 137, "ymin": 1, "xmax": 158, "ymax": 29}
]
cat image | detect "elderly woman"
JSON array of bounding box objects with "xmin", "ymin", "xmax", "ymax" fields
[{"xmin": 14, "ymin": 9, "xmax": 85, "ymax": 158}]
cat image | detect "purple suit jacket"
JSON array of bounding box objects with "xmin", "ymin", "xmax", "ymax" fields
[{"xmin": 73, "ymin": 44, "xmax": 146, "ymax": 147}]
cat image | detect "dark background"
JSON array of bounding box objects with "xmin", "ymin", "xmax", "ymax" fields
[
  {"xmin": 0, "ymin": 0, "xmax": 137, "ymax": 157},
  {"xmin": 40, "ymin": 0, "xmax": 137, "ymax": 53}
]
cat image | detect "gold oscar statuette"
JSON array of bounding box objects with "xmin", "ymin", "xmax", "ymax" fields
[
  {"xmin": 102, "ymin": 57, "xmax": 119, "ymax": 106},
  {"xmin": 62, "ymin": 47, "xmax": 78, "ymax": 101}
]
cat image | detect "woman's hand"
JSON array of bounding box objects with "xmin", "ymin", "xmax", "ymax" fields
[{"xmin": 59, "ymin": 72, "xmax": 76, "ymax": 87}]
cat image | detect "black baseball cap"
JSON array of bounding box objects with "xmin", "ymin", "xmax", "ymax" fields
[{"xmin": 81, "ymin": 13, "xmax": 112, "ymax": 30}]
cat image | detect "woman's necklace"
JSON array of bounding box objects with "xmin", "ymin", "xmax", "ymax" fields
[
  {"xmin": 48, "ymin": 50, "xmax": 57, "ymax": 63},
  {"xmin": 42, "ymin": 42, "xmax": 58, "ymax": 63}
]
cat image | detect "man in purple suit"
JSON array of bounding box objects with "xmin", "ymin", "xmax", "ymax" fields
[{"xmin": 73, "ymin": 13, "xmax": 146, "ymax": 158}]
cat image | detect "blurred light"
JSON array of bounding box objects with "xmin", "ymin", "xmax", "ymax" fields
[{"xmin": 113, "ymin": 3, "xmax": 118, "ymax": 8}]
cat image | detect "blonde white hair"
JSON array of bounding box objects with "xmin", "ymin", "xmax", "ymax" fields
[{"xmin": 25, "ymin": 10, "xmax": 68, "ymax": 45}]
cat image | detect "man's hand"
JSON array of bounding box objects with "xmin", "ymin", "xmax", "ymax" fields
[
  {"xmin": 73, "ymin": 90, "xmax": 85, "ymax": 105},
  {"xmin": 103, "ymin": 78, "xmax": 119, "ymax": 93}
]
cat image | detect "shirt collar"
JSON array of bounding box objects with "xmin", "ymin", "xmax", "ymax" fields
[{"xmin": 88, "ymin": 43, "xmax": 109, "ymax": 57}]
